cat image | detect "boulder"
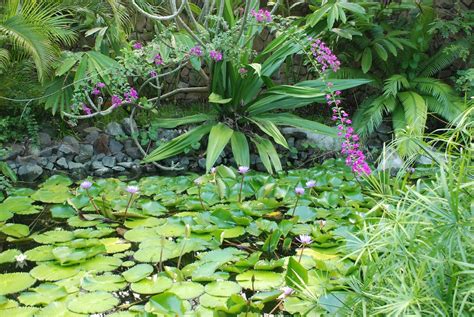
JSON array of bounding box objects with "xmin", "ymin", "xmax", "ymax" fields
[
  {"xmin": 38, "ymin": 132, "xmax": 52, "ymax": 147},
  {"xmin": 63, "ymin": 136, "xmax": 80, "ymax": 153},
  {"xmin": 56, "ymin": 157, "xmax": 69, "ymax": 169},
  {"xmin": 122, "ymin": 118, "xmax": 137, "ymax": 136},
  {"xmin": 109, "ymin": 139, "xmax": 124, "ymax": 154},
  {"xmin": 74, "ymin": 144, "xmax": 94, "ymax": 163},
  {"xmin": 105, "ymin": 122, "xmax": 124, "ymax": 136},
  {"xmin": 102, "ymin": 156, "xmax": 116, "ymax": 168},
  {"xmin": 18, "ymin": 164, "xmax": 43, "ymax": 182}
]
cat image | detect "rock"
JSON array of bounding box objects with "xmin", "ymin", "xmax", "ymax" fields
[
  {"xmin": 44, "ymin": 162, "xmax": 54, "ymax": 171},
  {"xmin": 94, "ymin": 167, "xmax": 111, "ymax": 176},
  {"xmin": 92, "ymin": 160, "xmax": 105, "ymax": 170},
  {"xmin": 48, "ymin": 155, "xmax": 58, "ymax": 163},
  {"xmin": 122, "ymin": 118, "xmax": 137, "ymax": 136},
  {"xmin": 112, "ymin": 166, "xmax": 126, "ymax": 172},
  {"xmin": 93, "ymin": 153, "xmax": 106, "ymax": 161},
  {"xmin": 198, "ymin": 158, "xmax": 206, "ymax": 169},
  {"xmin": 102, "ymin": 156, "xmax": 116, "ymax": 168},
  {"xmin": 18, "ymin": 164, "xmax": 43, "ymax": 182},
  {"xmin": 38, "ymin": 132, "xmax": 52, "ymax": 147},
  {"xmin": 125, "ymin": 146, "xmax": 142, "ymax": 160},
  {"xmin": 63, "ymin": 136, "xmax": 80, "ymax": 153},
  {"xmin": 109, "ymin": 139, "xmax": 124, "ymax": 154},
  {"xmin": 105, "ymin": 122, "xmax": 124, "ymax": 136},
  {"xmin": 378, "ymin": 151, "xmax": 403, "ymax": 171},
  {"xmin": 117, "ymin": 162, "xmax": 135, "ymax": 169},
  {"xmin": 114, "ymin": 152, "xmax": 127, "ymax": 163},
  {"xmin": 37, "ymin": 157, "xmax": 48, "ymax": 167},
  {"xmin": 68, "ymin": 161, "xmax": 84, "ymax": 170},
  {"xmin": 93, "ymin": 134, "xmax": 110, "ymax": 154},
  {"xmin": 85, "ymin": 130, "xmax": 100, "ymax": 144},
  {"xmin": 5, "ymin": 144, "xmax": 24, "ymax": 160},
  {"xmin": 56, "ymin": 157, "xmax": 69, "ymax": 169},
  {"xmin": 57, "ymin": 144, "xmax": 77, "ymax": 156},
  {"xmin": 74, "ymin": 144, "xmax": 94, "ymax": 163},
  {"xmin": 376, "ymin": 123, "xmax": 392, "ymax": 134},
  {"xmin": 39, "ymin": 148, "xmax": 53, "ymax": 157}
]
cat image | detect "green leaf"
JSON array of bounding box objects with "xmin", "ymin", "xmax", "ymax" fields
[
  {"xmin": 249, "ymin": 63, "xmax": 262, "ymax": 77},
  {"xmin": 0, "ymin": 273, "xmax": 36, "ymax": 295},
  {"xmin": 147, "ymin": 293, "xmax": 185, "ymax": 315},
  {"xmin": 398, "ymin": 91, "xmax": 427, "ymax": 134},
  {"xmin": 373, "ymin": 43, "xmax": 388, "ymax": 61},
  {"xmin": 252, "ymin": 119, "xmax": 288, "ymax": 148},
  {"xmin": 255, "ymin": 113, "xmax": 337, "ymax": 137},
  {"xmin": 67, "ymin": 291, "xmax": 119, "ymax": 314},
  {"xmin": 0, "ymin": 223, "xmax": 29, "ymax": 238},
  {"xmin": 286, "ymin": 257, "xmax": 308, "ymax": 290},
  {"xmin": 339, "ymin": 2, "xmax": 366, "ymax": 14},
  {"xmin": 206, "ymin": 123, "xmax": 234, "ymax": 171},
  {"xmin": 143, "ymin": 124, "xmax": 213, "ymax": 163},
  {"xmin": 230, "ymin": 132, "xmax": 250, "ymax": 167},
  {"xmin": 209, "ymin": 92, "xmax": 232, "ymax": 104},
  {"xmin": 361, "ymin": 47, "xmax": 372, "ymax": 73},
  {"xmin": 306, "ymin": 5, "xmax": 331, "ymax": 27},
  {"xmin": 154, "ymin": 114, "xmax": 213, "ymax": 128}
]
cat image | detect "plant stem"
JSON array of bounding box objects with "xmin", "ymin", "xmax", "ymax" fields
[
  {"xmin": 291, "ymin": 196, "xmax": 300, "ymax": 216},
  {"xmin": 238, "ymin": 174, "xmax": 245, "ymax": 202},
  {"xmin": 298, "ymin": 244, "xmax": 306, "ymax": 263},
  {"xmin": 269, "ymin": 299, "xmax": 284, "ymax": 315},
  {"xmin": 197, "ymin": 186, "xmax": 205, "ymax": 210},
  {"xmin": 85, "ymin": 190, "xmax": 100, "ymax": 214},
  {"xmin": 124, "ymin": 193, "xmax": 134, "ymax": 217},
  {"xmin": 177, "ymin": 239, "xmax": 187, "ymax": 269}
]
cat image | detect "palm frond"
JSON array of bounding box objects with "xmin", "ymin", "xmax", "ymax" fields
[
  {"xmin": 0, "ymin": 48, "xmax": 10, "ymax": 72},
  {"xmin": 416, "ymin": 42, "xmax": 467, "ymax": 77},
  {"xmin": 383, "ymin": 74, "xmax": 409, "ymax": 97}
]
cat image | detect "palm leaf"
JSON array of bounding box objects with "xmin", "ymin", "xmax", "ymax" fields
[
  {"xmin": 417, "ymin": 42, "xmax": 468, "ymax": 77},
  {"xmin": 251, "ymin": 118, "xmax": 289, "ymax": 148},
  {"xmin": 398, "ymin": 91, "xmax": 427, "ymax": 135},
  {"xmin": 383, "ymin": 75, "xmax": 409, "ymax": 97},
  {"xmin": 230, "ymin": 132, "xmax": 250, "ymax": 167},
  {"xmin": 353, "ymin": 95, "xmax": 396, "ymax": 137}
]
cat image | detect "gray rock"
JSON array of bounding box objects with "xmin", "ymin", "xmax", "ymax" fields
[
  {"xmin": 122, "ymin": 118, "xmax": 137, "ymax": 136},
  {"xmin": 94, "ymin": 167, "xmax": 111, "ymax": 176},
  {"xmin": 68, "ymin": 161, "xmax": 84, "ymax": 170},
  {"xmin": 63, "ymin": 136, "xmax": 80, "ymax": 153},
  {"xmin": 58, "ymin": 144, "xmax": 77, "ymax": 156},
  {"xmin": 5, "ymin": 144, "xmax": 24, "ymax": 160},
  {"xmin": 56, "ymin": 157, "xmax": 69, "ymax": 169},
  {"xmin": 117, "ymin": 162, "xmax": 135, "ymax": 169},
  {"xmin": 92, "ymin": 160, "xmax": 105, "ymax": 170},
  {"xmin": 109, "ymin": 139, "xmax": 124, "ymax": 154},
  {"xmin": 198, "ymin": 158, "xmax": 206, "ymax": 169},
  {"xmin": 102, "ymin": 156, "xmax": 116, "ymax": 168},
  {"xmin": 378, "ymin": 152, "xmax": 404, "ymax": 171},
  {"xmin": 105, "ymin": 122, "xmax": 124, "ymax": 136},
  {"xmin": 44, "ymin": 162, "xmax": 54, "ymax": 170},
  {"xmin": 112, "ymin": 166, "xmax": 126, "ymax": 172},
  {"xmin": 85, "ymin": 130, "xmax": 100, "ymax": 144},
  {"xmin": 38, "ymin": 132, "xmax": 52, "ymax": 147},
  {"xmin": 125, "ymin": 146, "xmax": 142, "ymax": 160},
  {"xmin": 37, "ymin": 157, "xmax": 48, "ymax": 167},
  {"xmin": 48, "ymin": 155, "xmax": 58, "ymax": 163},
  {"xmin": 114, "ymin": 152, "xmax": 127, "ymax": 163},
  {"xmin": 39, "ymin": 148, "xmax": 53, "ymax": 157},
  {"xmin": 18, "ymin": 164, "xmax": 43, "ymax": 182},
  {"xmin": 75, "ymin": 144, "xmax": 94, "ymax": 163},
  {"xmin": 93, "ymin": 153, "xmax": 106, "ymax": 161}
]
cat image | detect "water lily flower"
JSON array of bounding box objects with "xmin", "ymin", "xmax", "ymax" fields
[
  {"xmin": 278, "ymin": 286, "xmax": 294, "ymax": 299},
  {"xmin": 238, "ymin": 166, "xmax": 249, "ymax": 174},
  {"xmin": 210, "ymin": 167, "xmax": 217, "ymax": 174},
  {"xmin": 306, "ymin": 180, "xmax": 316, "ymax": 188},
  {"xmin": 295, "ymin": 187, "xmax": 305, "ymax": 195},
  {"xmin": 297, "ymin": 234, "xmax": 313, "ymax": 245},
  {"xmin": 80, "ymin": 180, "xmax": 92, "ymax": 189},
  {"xmin": 126, "ymin": 185, "xmax": 139, "ymax": 194}
]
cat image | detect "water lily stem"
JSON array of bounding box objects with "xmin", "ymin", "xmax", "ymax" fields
[
  {"xmin": 124, "ymin": 193, "xmax": 135, "ymax": 217},
  {"xmin": 269, "ymin": 299, "xmax": 284, "ymax": 315},
  {"xmin": 291, "ymin": 196, "xmax": 300, "ymax": 217},
  {"xmin": 198, "ymin": 186, "xmax": 205, "ymax": 210},
  {"xmin": 298, "ymin": 244, "xmax": 306, "ymax": 263},
  {"xmin": 177, "ymin": 239, "xmax": 187, "ymax": 269},
  {"xmin": 238, "ymin": 174, "xmax": 245, "ymax": 202},
  {"xmin": 86, "ymin": 190, "xmax": 100, "ymax": 214}
]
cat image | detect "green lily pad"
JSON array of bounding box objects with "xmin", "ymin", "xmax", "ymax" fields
[
  {"xmin": 0, "ymin": 307, "xmax": 39, "ymax": 317},
  {"xmin": 79, "ymin": 256, "xmax": 122, "ymax": 272},
  {"xmin": 124, "ymin": 227, "xmax": 161, "ymax": 242},
  {"xmin": 0, "ymin": 196, "xmax": 40, "ymax": 214},
  {"xmin": 24, "ymin": 245, "xmax": 55, "ymax": 262},
  {"xmin": 0, "ymin": 249, "xmax": 21, "ymax": 264},
  {"xmin": 30, "ymin": 263, "xmax": 79, "ymax": 281},
  {"xmin": 67, "ymin": 216, "xmax": 101, "ymax": 228},
  {"xmin": 169, "ymin": 281, "xmax": 204, "ymax": 299},
  {"xmin": 141, "ymin": 201, "xmax": 167, "ymax": 216},
  {"xmin": 18, "ymin": 283, "xmax": 68, "ymax": 306},
  {"xmin": 146, "ymin": 293, "xmax": 185, "ymax": 315},
  {"xmin": 0, "ymin": 223, "xmax": 30, "ymax": 238},
  {"xmin": 50, "ymin": 204, "xmax": 76, "ymax": 218},
  {"xmin": 205, "ymin": 281, "xmax": 241, "ymax": 297},
  {"xmin": 74, "ymin": 227, "xmax": 114, "ymax": 238},
  {"xmin": 130, "ymin": 276, "xmax": 172, "ymax": 294},
  {"xmin": 82, "ymin": 274, "xmax": 127, "ymax": 292},
  {"xmin": 236, "ymin": 270, "xmax": 283, "ymax": 290},
  {"xmin": 0, "ymin": 209, "xmax": 13, "ymax": 221},
  {"xmin": 32, "ymin": 185, "xmax": 71, "ymax": 204},
  {"xmin": 52, "ymin": 244, "xmax": 106, "ymax": 266},
  {"xmin": 67, "ymin": 291, "xmax": 119, "ymax": 314},
  {"xmin": 36, "ymin": 301, "xmax": 85, "ymax": 317},
  {"xmin": 42, "ymin": 175, "xmax": 73, "ymax": 187},
  {"xmin": 100, "ymin": 238, "xmax": 131, "ymax": 254},
  {"xmin": 199, "ymin": 293, "xmax": 228, "ymax": 309},
  {"xmin": 0, "ymin": 273, "xmax": 36, "ymax": 295},
  {"xmin": 33, "ymin": 230, "xmax": 74, "ymax": 244},
  {"xmin": 122, "ymin": 264, "xmax": 154, "ymax": 283},
  {"xmin": 124, "ymin": 217, "xmax": 164, "ymax": 229}
]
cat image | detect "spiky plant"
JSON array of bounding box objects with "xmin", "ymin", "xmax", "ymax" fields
[{"xmin": 0, "ymin": 0, "xmax": 76, "ymax": 82}]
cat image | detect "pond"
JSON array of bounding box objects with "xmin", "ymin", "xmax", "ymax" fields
[{"xmin": 0, "ymin": 159, "xmax": 370, "ymax": 315}]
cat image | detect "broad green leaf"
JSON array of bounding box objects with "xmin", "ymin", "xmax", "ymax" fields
[
  {"xmin": 361, "ymin": 47, "xmax": 372, "ymax": 73},
  {"xmin": 286, "ymin": 257, "xmax": 308, "ymax": 290},
  {"xmin": 230, "ymin": 132, "xmax": 250, "ymax": 167},
  {"xmin": 209, "ymin": 93, "xmax": 232, "ymax": 104},
  {"xmin": 255, "ymin": 113, "xmax": 337, "ymax": 137},
  {"xmin": 206, "ymin": 123, "xmax": 234, "ymax": 172},
  {"xmin": 249, "ymin": 63, "xmax": 262, "ymax": 77},
  {"xmin": 252, "ymin": 119, "xmax": 289, "ymax": 149},
  {"xmin": 154, "ymin": 114, "xmax": 213, "ymax": 128},
  {"xmin": 147, "ymin": 293, "xmax": 185, "ymax": 315},
  {"xmin": 373, "ymin": 43, "xmax": 388, "ymax": 61}
]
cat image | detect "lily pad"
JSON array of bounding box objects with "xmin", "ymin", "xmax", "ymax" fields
[
  {"xmin": 0, "ymin": 249, "xmax": 21, "ymax": 264},
  {"xmin": 199, "ymin": 293, "xmax": 228, "ymax": 309},
  {"xmin": 33, "ymin": 230, "xmax": 74, "ymax": 244},
  {"xmin": 0, "ymin": 273, "xmax": 36, "ymax": 295},
  {"xmin": 82, "ymin": 274, "xmax": 127, "ymax": 292},
  {"xmin": 0, "ymin": 209, "xmax": 13, "ymax": 221},
  {"xmin": 130, "ymin": 276, "xmax": 172, "ymax": 294},
  {"xmin": 0, "ymin": 307, "xmax": 39, "ymax": 317},
  {"xmin": 205, "ymin": 281, "xmax": 241, "ymax": 297},
  {"xmin": 169, "ymin": 281, "xmax": 204, "ymax": 299},
  {"xmin": 0, "ymin": 196, "xmax": 40, "ymax": 214},
  {"xmin": 50, "ymin": 204, "xmax": 76, "ymax": 218},
  {"xmin": 36, "ymin": 301, "xmax": 85, "ymax": 317},
  {"xmin": 146, "ymin": 293, "xmax": 185, "ymax": 315},
  {"xmin": 236, "ymin": 270, "xmax": 283, "ymax": 290},
  {"xmin": 79, "ymin": 256, "xmax": 122, "ymax": 272},
  {"xmin": 67, "ymin": 291, "xmax": 119, "ymax": 314},
  {"xmin": 32, "ymin": 185, "xmax": 71, "ymax": 204},
  {"xmin": 24, "ymin": 245, "xmax": 55, "ymax": 262},
  {"xmin": 30, "ymin": 263, "xmax": 79, "ymax": 281},
  {"xmin": 0, "ymin": 223, "xmax": 30, "ymax": 238},
  {"xmin": 100, "ymin": 238, "xmax": 131, "ymax": 254},
  {"xmin": 18, "ymin": 283, "xmax": 68, "ymax": 306},
  {"xmin": 122, "ymin": 264, "xmax": 154, "ymax": 283}
]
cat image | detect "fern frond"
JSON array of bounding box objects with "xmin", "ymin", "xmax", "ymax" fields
[
  {"xmin": 416, "ymin": 42, "xmax": 467, "ymax": 77},
  {"xmin": 353, "ymin": 95, "xmax": 396, "ymax": 137},
  {"xmin": 0, "ymin": 48, "xmax": 10, "ymax": 72},
  {"xmin": 383, "ymin": 75, "xmax": 409, "ymax": 97},
  {"xmin": 330, "ymin": 67, "xmax": 382, "ymax": 88},
  {"xmin": 398, "ymin": 91, "xmax": 427, "ymax": 135},
  {"xmin": 423, "ymin": 96, "xmax": 466, "ymax": 122}
]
